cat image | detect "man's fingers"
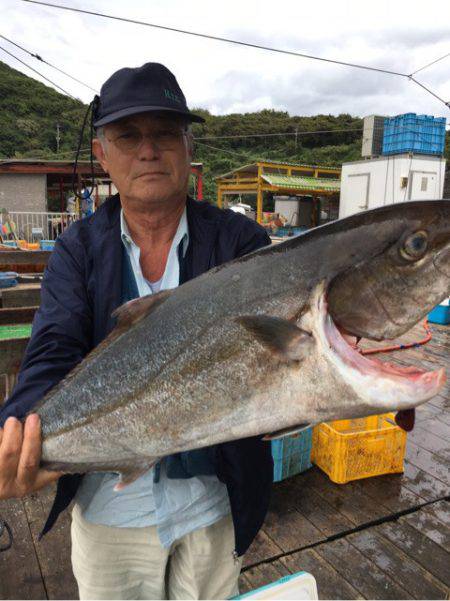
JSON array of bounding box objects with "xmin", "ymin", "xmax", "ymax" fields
[
  {"xmin": 34, "ymin": 469, "xmax": 64, "ymax": 490},
  {"xmin": 0, "ymin": 417, "xmax": 23, "ymax": 476},
  {"xmin": 17, "ymin": 414, "xmax": 42, "ymax": 485}
]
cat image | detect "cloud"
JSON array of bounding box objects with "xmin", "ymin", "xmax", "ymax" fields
[{"xmin": 1, "ymin": 0, "xmax": 449, "ymax": 121}]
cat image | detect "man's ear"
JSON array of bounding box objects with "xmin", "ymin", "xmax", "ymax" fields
[{"xmin": 92, "ymin": 138, "xmax": 109, "ymax": 174}]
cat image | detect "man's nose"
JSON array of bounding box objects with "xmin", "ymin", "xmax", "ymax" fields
[{"xmin": 136, "ymin": 134, "xmax": 160, "ymax": 159}]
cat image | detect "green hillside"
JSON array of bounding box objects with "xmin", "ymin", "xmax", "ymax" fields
[
  {"xmin": 1, "ymin": 60, "xmax": 447, "ymax": 202},
  {"xmin": 0, "ymin": 61, "xmax": 89, "ymax": 159}
]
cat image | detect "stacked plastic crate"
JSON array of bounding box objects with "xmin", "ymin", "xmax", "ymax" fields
[
  {"xmin": 271, "ymin": 429, "xmax": 313, "ymax": 482},
  {"xmin": 382, "ymin": 113, "xmax": 446, "ymax": 156}
]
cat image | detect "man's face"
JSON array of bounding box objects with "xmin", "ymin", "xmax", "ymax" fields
[{"xmin": 93, "ymin": 112, "xmax": 193, "ymax": 207}]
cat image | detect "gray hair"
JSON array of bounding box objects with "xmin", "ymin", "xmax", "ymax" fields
[{"xmin": 95, "ymin": 126, "xmax": 107, "ymax": 153}]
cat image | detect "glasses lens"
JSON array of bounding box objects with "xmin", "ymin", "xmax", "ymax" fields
[
  {"xmin": 110, "ymin": 128, "xmax": 185, "ymax": 151},
  {"xmin": 154, "ymin": 130, "xmax": 184, "ymax": 149},
  {"xmin": 113, "ymin": 130, "xmax": 143, "ymax": 151}
]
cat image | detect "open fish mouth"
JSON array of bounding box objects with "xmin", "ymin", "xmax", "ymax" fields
[{"xmin": 318, "ymin": 289, "xmax": 446, "ymax": 408}]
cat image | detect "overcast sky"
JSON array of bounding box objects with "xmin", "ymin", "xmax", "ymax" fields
[{"xmin": 3, "ymin": 0, "xmax": 450, "ymax": 122}]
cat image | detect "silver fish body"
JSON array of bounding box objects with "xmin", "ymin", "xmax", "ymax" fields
[{"xmin": 34, "ymin": 200, "xmax": 450, "ymax": 479}]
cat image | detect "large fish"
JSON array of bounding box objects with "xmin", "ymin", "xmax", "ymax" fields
[{"xmin": 33, "ymin": 200, "xmax": 449, "ymax": 483}]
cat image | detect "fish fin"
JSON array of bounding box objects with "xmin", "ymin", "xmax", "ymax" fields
[
  {"xmin": 112, "ymin": 289, "xmax": 173, "ymax": 329},
  {"xmin": 83, "ymin": 290, "xmax": 174, "ymax": 357},
  {"xmin": 114, "ymin": 462, "xmax": 158, "ymax": 492},
  {"xmin": 237, "ymin": 315, "xmax": 314, "ymax": 361},
  {"xmin": 263, "ymin": 423, "xmax": 311, "ymax": 441}
]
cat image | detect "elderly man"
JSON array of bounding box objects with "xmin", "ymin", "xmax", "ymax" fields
[{"xmin": 0, "ymin": 63, "xmax": 273, "ymax": 600}]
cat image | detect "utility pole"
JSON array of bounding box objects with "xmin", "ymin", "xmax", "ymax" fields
[
  {"xmin": 295, "ymin": 125, "xmax": 298, "ymax": 150},
  {"xmin": 56, "ymin": 123, "xmax": 61, "ymax": 154}
]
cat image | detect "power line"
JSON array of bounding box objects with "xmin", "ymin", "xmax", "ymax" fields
[
  {"xmin": 19, "ymin": 0, "xmax": 404, "ymax": 77},
  {"xmin": 55, "ymin": 146, "xmax": 91, "ymax": 156},
  {"xmin": 195, "ymin": 127, "xmax": 363, "ymax": 140},
  {"xmin": 196, "ymin": 122, "xmax": 449, "ymax": 141},
  {"xmin": 11, "ymin": 1, "xmax": 421, "ymax": 81},
  {"xmin": 58, "ymin": 125, "xmax": 378, "ymax": 157},
  {"xmin": 57, "ymin": 126, "xmax": 364, "ymax": 160},
  {"xmin": 63, "ymin": 121, "xmax": 446, "ymax": 157},
  {"xmin": 0, "ymin": 44, "xmax": 77, "ymax": 99},
  {"xmin": 0, "ymin": 33, "xmax": 99, "ymax": 93},
  {"xmin": 20, "ymin": 0, "xmax": 450, "ymax": 110},
  {"xmin": 408, "ymin": 76, "xmax": 450, "ymax": 107},
  {"xmin": 409, "ymin": 52, "xmax": 450, "ymax": 77},
  {"xmin": 195, "ymin": 140, "xmax": 265, "ymax": 161}
]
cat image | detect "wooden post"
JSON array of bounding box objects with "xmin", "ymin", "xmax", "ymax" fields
[
  {"xmin": 256, "ymin": 165, "xmax": 263, "ymax": 224},
  {"xmin": 217, "ymin": 187, "xmax": 223, "ymax": 209},
  {"xmin": 59, "ymin": 176, "xmax": 64, "ymax": 213}
]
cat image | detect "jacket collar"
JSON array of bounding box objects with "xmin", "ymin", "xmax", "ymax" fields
[{"xmin": 94, "ymin": 193, "xmax": 220, "ymax": 276}]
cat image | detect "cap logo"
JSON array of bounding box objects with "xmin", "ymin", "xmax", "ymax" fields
[{"xmin": 164, "ymin": 89, "xmax": 182, "ymax": 104}]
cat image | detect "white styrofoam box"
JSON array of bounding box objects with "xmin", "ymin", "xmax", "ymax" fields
[{"xmin": 233, "ymin": 571, "xmax": 318, "ymax": 600}]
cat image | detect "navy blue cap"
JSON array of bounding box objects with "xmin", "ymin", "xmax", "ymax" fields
[{"xmin": 93, "ymin": 62, "xmax": 205, "ymax": 127}]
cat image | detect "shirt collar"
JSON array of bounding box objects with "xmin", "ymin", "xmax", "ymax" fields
[{"xmin": 120, "ymin": 206, "xmax": 189, "ymax": 258}]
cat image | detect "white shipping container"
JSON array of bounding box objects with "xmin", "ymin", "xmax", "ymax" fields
[{"xmin": 339, "ymin": 154, "xmax": 446, "ymax": 218}]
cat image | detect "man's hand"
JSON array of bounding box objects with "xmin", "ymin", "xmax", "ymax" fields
[
  {"xmin": 395, "ymin": 409, "xmax": 415, "ymax": 432},
  {"xmin": 0, "ymin": 415, "xmax": 62, "ymax": 500}
]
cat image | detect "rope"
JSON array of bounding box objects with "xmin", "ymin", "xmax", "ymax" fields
[{"xmin": 360, "ymin": 319, "xmax": 432, "ymax": 356}]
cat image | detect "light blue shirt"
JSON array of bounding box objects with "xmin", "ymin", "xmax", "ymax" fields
[{"xmin": 75, "ymin": 207, "xmax": 231, "ymax": 547}]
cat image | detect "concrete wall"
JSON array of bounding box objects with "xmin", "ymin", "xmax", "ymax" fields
[
  {"xmin": 0, "ymin": 174, "xmax": 47, "ymax": 213},
  {"xmin": 339, "ymin": 154, "xmax": 446, "ymax": 218}
]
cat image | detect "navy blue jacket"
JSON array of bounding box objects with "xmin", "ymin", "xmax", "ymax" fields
[{"xmin": 0, "ymin": 195, "xmax": 273, "ymax": 556}]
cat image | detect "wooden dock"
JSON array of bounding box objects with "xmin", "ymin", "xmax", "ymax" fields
[
  {"xmin": 0, "ymin": 250, "xmax": 50, "ymax": 274},
  {"xmin": 0, "ymin": 322, "xmax": 449, "ymax": 600}
]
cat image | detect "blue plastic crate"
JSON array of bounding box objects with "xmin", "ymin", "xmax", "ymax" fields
[
  {"xmin": 40, "ymin": 240, "xmax": 55, "ymax": 251},
  {"xmin": 382, "ymin": 113, "xmax": 446, "ymax": 156},
  {"xmin": 275, "ymin": 226, "xmax": 307, "ymax": 238},
  {"xmin": 271, "ymin": 429, "xmax": 313, "ymax": 482},
  {"xmin": 0, "ymin": 271, "xmax": 18, "ymax": 289},
  {"xmin": 428, "ymin": 301, "xmax": 450, "ymax": 325}
]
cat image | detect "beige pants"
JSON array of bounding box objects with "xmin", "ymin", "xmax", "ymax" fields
[{"xmin": 71, "ymin": 505, "xmax": 242, "ymax": 600}]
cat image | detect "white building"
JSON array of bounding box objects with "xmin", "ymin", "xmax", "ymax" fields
[{"xmin": 339, "ymin": 154, "xmax": 446, "ymax": 218}]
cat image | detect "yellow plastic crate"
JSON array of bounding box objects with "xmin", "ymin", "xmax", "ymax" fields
[{"xmin": 311, "ymin": 413, "xmax": 407, "ymax": 484}]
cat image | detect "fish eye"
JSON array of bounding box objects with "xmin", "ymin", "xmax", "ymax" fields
[{"xmin": 400, "ymin": 230, "xmax": 428, "ymax": 261}]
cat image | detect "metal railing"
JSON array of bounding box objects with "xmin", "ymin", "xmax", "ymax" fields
[{"xmin": 7, "ymin": 211, "xmax": 79, "ymax": 241}]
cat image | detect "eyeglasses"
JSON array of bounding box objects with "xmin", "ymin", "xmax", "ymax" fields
[{"xmin": 105, "ymin": 128, "xmax": 188, "ymax": 153}]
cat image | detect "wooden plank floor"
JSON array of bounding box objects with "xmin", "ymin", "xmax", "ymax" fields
[{"xmin": 0, "ymin": 323, "xmax": 449, "ymax": 600}]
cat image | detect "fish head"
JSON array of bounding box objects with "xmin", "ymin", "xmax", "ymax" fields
[
  {"xmin": 280, "ymin": 200, "xmax": 449, "ymax": 419},
  {"xmin": 327, "ymin": 200, "xmax": 450, "ymax": 340}
]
